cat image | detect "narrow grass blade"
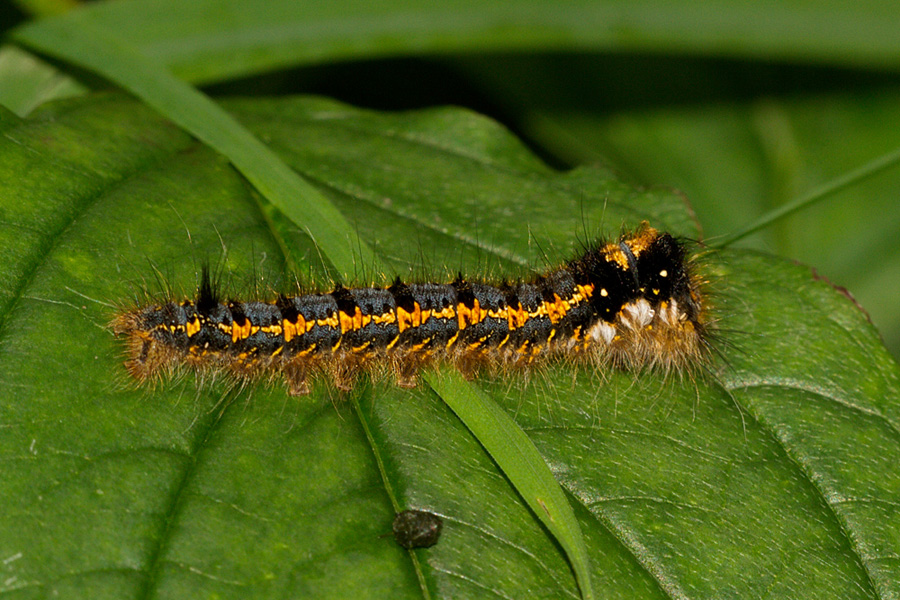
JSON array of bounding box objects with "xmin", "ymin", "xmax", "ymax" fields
[
  {"xmin": 426, "ymin": 369, "xmax": 594, "ymax": 600},
  {"xmin": 716, "ymin": 145, "xmax": 900, "ymax": 247}
]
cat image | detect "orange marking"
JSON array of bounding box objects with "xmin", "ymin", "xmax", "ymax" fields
[
  {"xmin": 186, "ymin": 318, "xmax": 201, "ymax": 337},
  {"xmin": 412, "ymin": 304, "xmax": 423, "ymax": 328},
  {"xmin": 316, "ymin": 314, "xmax": 339, "ymax": 331},
  {"xmin": 624, "ymin": 222, "xmax": 658, "ymax": 257},
  {"xmin": 604, "ymin": 247, "xmax": 629, "ymax": 270},
  {"xmin": 352, "ymin": 341, "xmax": 372, "ymax": 353},
  {"xmin": 516, "ymin": 306, "xmax": 528, "ymax": 328},
  {"xmin": 339, "ymin": 307, "xmax": 363, "ymax": 332},
  {"xmin": 283, "ymin": 319, "xmax": 297, "ymax": 342},
  {"xmin": 604, "ymin": 222, "xmax": 659, "ymax": 269},
  {"xmin": 397, "ymin": 306, "xmax": 413, "ymax": 333},
  {"xmin": 446, "ymin": 332, "xmax": 459, "ymax": 348},
  {"xmin": 342, "ymin": 309, "xmax": 354, "ymax": 331},
  {"xmin": 372, "ymin": 311, "xmax": 396, "ymax": 326},
  {"xmin": 457, "ymin": 303, "xmax": 469, "ymax": 329},
  {"xmin": 261, "ymin": 324, "xmax": 282, "ymax": 336},
  {"xmin": 545, "ymin": 297, "xmax": 568, "ymax": 324},
  {"xmin": 458, "ymin": 299, "xmax": 484, "ymax": 329}
]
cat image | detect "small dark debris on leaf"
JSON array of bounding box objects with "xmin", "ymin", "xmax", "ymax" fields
[{"xmin": 392, "ymin": 509, "xmax": 443, "ymax": 549}]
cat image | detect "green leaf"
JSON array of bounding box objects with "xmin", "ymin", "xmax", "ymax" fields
[
  {"xmin": 0, "ymin": 44, "xmax": 84, "ymax": 117},
  {"xmin": 13, "ymin": 0, "xmax": 900, "ymax": 87},
  {"xmin": 2, "ymin": 94, "xmax": 899, "ymax": 600}
]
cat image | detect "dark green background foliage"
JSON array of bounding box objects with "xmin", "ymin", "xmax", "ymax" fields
[{"xmin": 1, "ymin": 2, "xmax": 900, "ymax": 599}]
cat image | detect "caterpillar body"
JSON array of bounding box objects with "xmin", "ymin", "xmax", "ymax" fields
[{"xmin": 113, "ymin": 222, "xmax": 710, "ymax": 395}]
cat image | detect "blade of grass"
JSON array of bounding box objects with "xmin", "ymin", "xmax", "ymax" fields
[
  {"xmin": 12, "ymin": 13, "xmax": 374, "ymax": 278},
  {"xmin": 426, "ymin": 369, "xmax": 594, "ymax": 600},
  {"xmin": 716, "ymin": 144, "xmax": 900, "ymax": 247}
]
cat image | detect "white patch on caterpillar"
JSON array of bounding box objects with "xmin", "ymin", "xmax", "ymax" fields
[{"xmin": 621, "ymin": 299, "xmax": 655, "ymax": 331}]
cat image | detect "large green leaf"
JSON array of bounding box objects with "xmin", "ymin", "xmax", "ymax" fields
[
  {"xmin": 1, "ymin": 93, "xmax": 898, "ymax": 599},
  {"xmin": 12, "ymin": 0, "xmax": 900, "ymax": 87}
]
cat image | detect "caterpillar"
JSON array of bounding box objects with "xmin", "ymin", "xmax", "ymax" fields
[{"xmin": 112, "ymin": 222, "xmax": 710, "ymax": 395}]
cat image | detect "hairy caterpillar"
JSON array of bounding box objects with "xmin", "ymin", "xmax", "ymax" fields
[{"xmin": 112, "ymin": 222, "xmax": 711, "ymax": 395}]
